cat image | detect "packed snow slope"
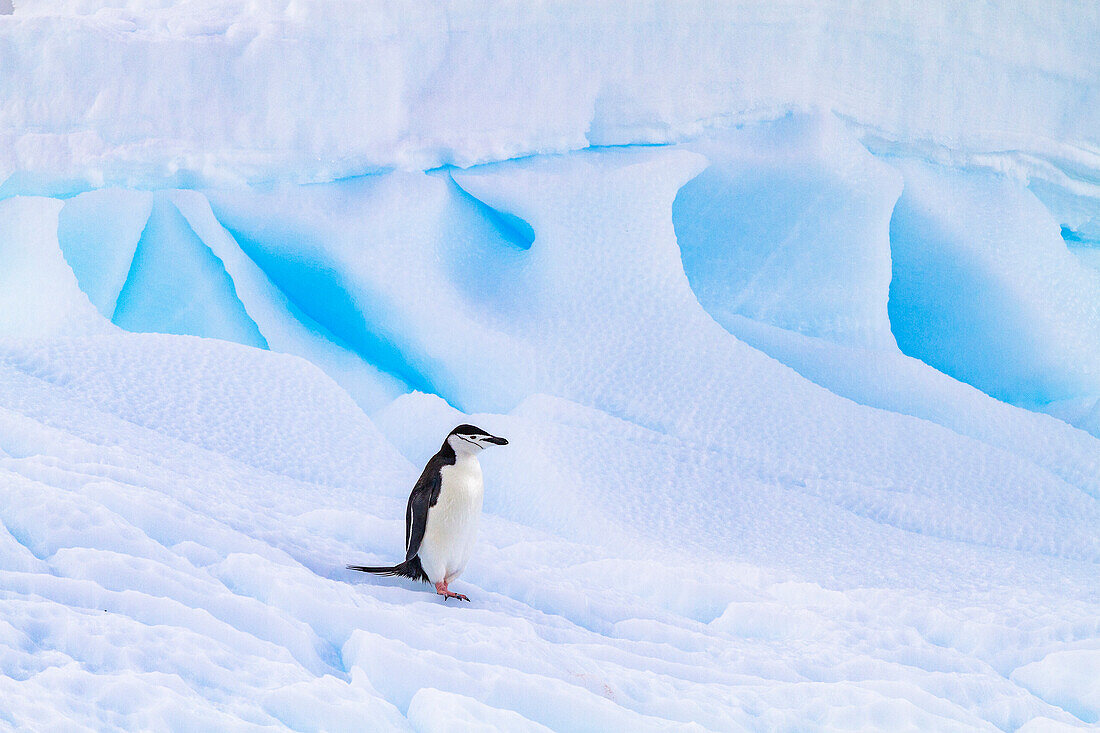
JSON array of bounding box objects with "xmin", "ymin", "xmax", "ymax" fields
[{"xmin": 2, "ymin": 2, "xmax": 1100, "ymax": 731}]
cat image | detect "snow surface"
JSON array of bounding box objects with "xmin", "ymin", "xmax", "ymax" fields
[
  {"xmin": 1, "ymin": 1, "xmax": 1100, "ymax": 731},
  {"xmin": 1, "ymin": 333, "xmax": 1098, "ymax": 731}
]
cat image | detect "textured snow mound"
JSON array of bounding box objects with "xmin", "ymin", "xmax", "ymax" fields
[
  {"xmin": 1013, "ymin": 649, "xmax": 1100, "ymax": 725},
  {"xmin": 1, "ymin": 337, "xmax": 1097, "ymax": 730}
]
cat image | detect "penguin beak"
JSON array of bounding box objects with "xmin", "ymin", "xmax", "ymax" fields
[{"xmin": 486, "ymin": 435, "xmax": 508, "ymax": 446}]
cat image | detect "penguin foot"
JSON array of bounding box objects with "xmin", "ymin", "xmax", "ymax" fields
[{"xmin": 435, "ymin": 581, "xmax": 470, "ymax": 602}]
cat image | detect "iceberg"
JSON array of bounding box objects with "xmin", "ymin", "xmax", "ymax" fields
[{"xmin": 0, "ymin": 1, "xmax": 1098, "ymax": 730}]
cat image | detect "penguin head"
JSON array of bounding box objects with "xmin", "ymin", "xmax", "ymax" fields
[{"xmin": 446, "ymin": 424, "xmax": 508, "ymax": 454}]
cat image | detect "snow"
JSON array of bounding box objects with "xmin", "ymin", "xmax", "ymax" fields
[
  {"xmin": 1, "ymin": 1, "xmax": 1098, "ymax": 195},
  {"xmin": 0, "ymin": 196, "xmax": 112, "ymax": 338},
  {"xmin": 56, "ymin": 188, "xmax": 152, "ymax": 319},
  {"xmin": 406, "ymin": 688, "xmax": 554, "ymax": 733},
  {"xmin": 888, "ymin": 160, "xmax": 1100, "ymax": 410},
  {"xmin": 52, "ymin": 185, "xmax": 406, "ymax": 412},
  {"xmin": 113, "ymin": 194, "xmax": 268, "ymax": 348},
  {"xmin": 1, "ymin": 332, "xmax": 1096, "ymax": 729},
  {"xmin": 205, "ymin": 169, "xmax": 541, "ymax": 413},
  {"xmin": 1, "ymin": 1, "xmax": 1100, "ymax": 731},
  {"xmin": 673, "ymin": 113, "xmax": 900, "ymax": 350},
  {"xmin": 1013, "ymin": 649, "xmax": 1100, "ymax": 725}
]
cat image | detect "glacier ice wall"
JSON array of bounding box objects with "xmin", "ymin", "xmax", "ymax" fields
[
  {"xmin": 3, "ymin": 2, "xmax": 1097, "ymax": 431},
  {"xmin": 1, "ymin": 1, "xmax": 1098, "ymax": 197},
  {"xmin": 12, "ymin": 119, "xmax": 1100, "ymax": 434}
]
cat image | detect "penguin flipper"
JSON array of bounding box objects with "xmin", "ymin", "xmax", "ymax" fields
[{"xmin": 404, "ymin": 469, "xmax": 442, "ymax": 561}]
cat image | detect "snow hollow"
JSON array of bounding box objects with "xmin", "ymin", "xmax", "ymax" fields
[{"xmin": 1, "ymin": 2, "xmax": 1099, "ymax": 731}]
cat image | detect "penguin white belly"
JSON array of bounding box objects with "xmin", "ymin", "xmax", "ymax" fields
[{"xmin": 418, "ymin": 457, "xmax": 483, "ymax": 583}]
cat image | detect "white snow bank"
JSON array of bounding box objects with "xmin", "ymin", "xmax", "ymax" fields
[
  {"xmin": 56, "ymin": 187, "xmax": 151, "ymax": 318},
  {"xmin": 0, "ymin": 333, "xmax": 409, "ymax": 487},
  {"xmin": 196, "ymin": 147, "xmax": 1100, "ymax": 525},
  {"xmin": 1, "ymin": 327, "xmax": 1097, "ymax": 730},
  {"xmin": 406, "ymin": 688, "xmax": 553, "ymax": 733},
  {"xmin": 23, "ymin": 118, "xmax": 1100, "ymax": 436},
  {"xmin": 1013, "ymin": 649, "xmax": 1100, "ymax": 725},
  {"xmin": 0, "ymin": 196, "xmax": 112, "ymax": 337},
  {"xmin": 1, "ymin": 3, "xmax": 1099, "ymax": 729},
  {"xmin": 888, "ymin": 160, "xmax": 1100, "ymax": 409},
  {"xmin": 1, "ymin": 1, "xmax": 1098, "ymax": 191},
  {"xmin": 723, "ymin": 314, "xmax": 1100, "ymax": 488},
  {"xmin": 205, "ymin": 168, "xmax": 542, "ymax": 414},
  {"xmin": 50, "ymin": 186, "xmax": 407, "ymax": 412},
  {"xmin": 674, "ymin": 113, "xmax": 900, "ymax": 350}
]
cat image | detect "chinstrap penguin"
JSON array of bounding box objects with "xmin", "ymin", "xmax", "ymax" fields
[{"xmin": 348, "ymin": 424, "xmax": 508, "ymax": 601}]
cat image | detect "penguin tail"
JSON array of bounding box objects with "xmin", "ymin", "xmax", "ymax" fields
[{"xmin": 347, "ymin": 557, "xmax": 428, "ymax": 583}]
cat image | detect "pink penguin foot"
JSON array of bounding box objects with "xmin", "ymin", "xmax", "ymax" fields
[{"xmin": 435, "ymin": 580, "xmax": 470, "ymax": 602}]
